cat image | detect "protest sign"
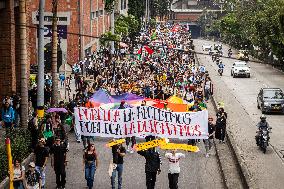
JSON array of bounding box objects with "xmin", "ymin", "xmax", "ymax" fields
[
  {"xmin": 159, "ymin": 143, "xmax": 199, "ymax": 152},
  {"xmin": 74, "ymin": 106, "xmax": 208, "ymax": 139},
  {"xmin": 106, "ymin": 139, "xmax": 126, "ymax": 147},
  {"xmin": 133, "ymin": 138, "xmax": 166, "ymax": 151}
]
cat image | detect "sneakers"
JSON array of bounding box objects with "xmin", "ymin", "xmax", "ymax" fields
[
  {"xmin": 205, "ymin": 153, "xmax": 209, "ymax": 158},
  {"xmin": 130, "ymin": 150, "xmax": 134, "ymax": 154}
]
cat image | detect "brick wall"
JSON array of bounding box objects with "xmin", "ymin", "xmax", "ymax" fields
[{"xmin": 0, "ymin": 0, "xmax": 16, "ymax": 99}]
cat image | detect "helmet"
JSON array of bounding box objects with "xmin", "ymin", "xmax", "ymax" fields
[{"xmin": 260, "ymin": 115, "xmax": 266, "ymax": 120}]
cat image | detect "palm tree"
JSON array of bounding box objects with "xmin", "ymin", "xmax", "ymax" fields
[
  {"xmin": 51, "ymin": 0, "xmax": 59, "ymax": 106},
  {"xmin": 19, "ymin": 0, "xmax": 29, "ymax": 128}
]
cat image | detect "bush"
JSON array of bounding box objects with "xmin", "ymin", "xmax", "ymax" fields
[{"xmin": 0, "ymin": 128, "xmax": 31, "ymax": 181}]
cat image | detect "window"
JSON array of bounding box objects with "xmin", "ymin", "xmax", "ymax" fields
[{"xmin": 91, "ymin": 12, "xmax": 96, "ymax": 20}]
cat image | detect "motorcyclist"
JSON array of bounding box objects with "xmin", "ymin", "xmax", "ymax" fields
[
  {"xmin": 218, "ymin": 61, "xmax": 224, "ymax": 70},
  {"xmin": 228, "ymin": 48, "xmax": 232, "ymax": 57},
  {"xmin": 255, "ymin": 115, "xmax": 271, "ymax": 145}
]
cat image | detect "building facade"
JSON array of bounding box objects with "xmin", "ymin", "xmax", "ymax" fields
[{"xmin": 0, "ymin": 0, "xmax": 111, "ymax": 100}]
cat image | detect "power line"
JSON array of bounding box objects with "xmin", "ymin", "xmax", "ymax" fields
[{"xmin": 3, "ymin": 22, "xmax": 125, "ymax": 42}]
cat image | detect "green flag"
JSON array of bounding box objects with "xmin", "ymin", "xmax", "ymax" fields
[{"xmin": 151, "ymin": 32, "xmax": 157, "ymax": 40}]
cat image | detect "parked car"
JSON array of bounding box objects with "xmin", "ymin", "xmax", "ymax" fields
[
  {"xmin": 231, "ymin": 62, "xmax": 250, "ymax": 78},
  {"xmin": 257, "ymin": 88, "xmax": 284, "ymax": 114},
  {"xmin": 202, "ymin": 44, "xmax": 212, "ymax": 51},
  {"xmin": 237, "ymin": 50, "xmax": 249, "ymax": 61}
]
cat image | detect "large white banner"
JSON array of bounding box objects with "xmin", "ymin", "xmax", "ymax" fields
[{"xmin": 74, "ymin": 106, "xmax": 208, "ymax": 139}]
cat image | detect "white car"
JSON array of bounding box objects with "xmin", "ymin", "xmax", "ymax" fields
[
  {"xmin": 202, "ymin": 44, "xmax": 212, "ymax": 51},
  {"xmin": 231, "ymin": 62, "xmax": 250, "ymax": 78}
]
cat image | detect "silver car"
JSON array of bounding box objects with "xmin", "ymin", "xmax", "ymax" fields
[{"xmin": 257, "ymin": 88, "xmax": 284, "ymax": 114}]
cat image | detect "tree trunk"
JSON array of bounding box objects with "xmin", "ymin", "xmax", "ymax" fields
[
  {"xmin": 51, "ymin": 0, "xmax": 59, "ymax": 106},
  {"xmin": 19, "ymin": 0, "xmax": 29, "ymax": 128}
]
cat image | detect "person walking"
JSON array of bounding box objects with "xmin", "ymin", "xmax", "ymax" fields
[
  {"xmin": 111, "ymin": 143, "xmax": 126, "ymax": 189},
  {"xmin": 215, "ymin": 107, "xmax": 228, "ymax": 143},
  {"xmin": 50, "ymin": 137, "xmax": 68, "ymax": 189},
  {"xmin": 83, "ymin": 143, "xmax": 98, "ymax": 189},
  {"xmin": 165, "ymin": 150, "xmax": 185, "ymax": 189},
  {"xmin": 24, "ymin": 162, "xmax": 42, "ymax": 189},
  {"xmin": 13, "ymin": 158, "xmax": 25, "ymax": 189},
  {"xmin": 1, "ymin": 99, "xmax": 15, "ymax": 136},
  {"xmin": 204, "ymin": 117, "xmax": 216, "ymax": 157},
  {"xmin": 34, "ymin": 138, "xmax": 49, "ymax": 188},
  {"xmin": 138, "ymin": 148, "xmax": 162, "ymax": 189}
]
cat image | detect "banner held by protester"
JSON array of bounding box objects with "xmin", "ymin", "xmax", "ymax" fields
[{"xmin": 74, "ymin": 106, "xmax": 208, "ymax": 139}]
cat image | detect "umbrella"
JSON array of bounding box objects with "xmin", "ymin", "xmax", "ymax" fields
[{"xmin": 46, "ymin": 108, "xmax": 68, "ymax": 113}]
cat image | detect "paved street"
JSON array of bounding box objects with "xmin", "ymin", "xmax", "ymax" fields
[
  {"xmin": 194, "ymin": 39, "xmax": 284, "ymax": 189},
  {"xmin": 43, "ymin": 72, "xmax": 225, "ymax": 189},
  {"xmin": 45, "ymin": 136, "xmax": 224, "ymax": 189}
]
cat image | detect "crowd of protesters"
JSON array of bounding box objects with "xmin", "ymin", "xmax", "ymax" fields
[{"xmin": 0, "ymin": 22, "xmax": 228, "ymax": 189}]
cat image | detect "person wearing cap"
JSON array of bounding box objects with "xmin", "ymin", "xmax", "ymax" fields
[
  {"xmin": 204, "ymin": 117, "xmax": 216, "ymax": 157},
  {"xmin": 165, "ymin": 149, "xmax": 185, "ymax": 189},
  {"xmin": 50, "ymin": 137, "xmax": 67, "ymax": 189},
  {"xmin": 137, "ymin": 148, "xmax": 162, "ymax": 189},
  {"xmin": 111, "ymin": 142, "xmax": 126, "ymax": 189},
  {"xmin": 24, "ymin": 162, "xmax": 42, "ymax": 189},
  {"xmin": 34, "ymin": 138, "xmax": 49, "ymax": 188},
  {"xmin": 215, "ymin": 107, "xmax": 228, "ymax": 143}
]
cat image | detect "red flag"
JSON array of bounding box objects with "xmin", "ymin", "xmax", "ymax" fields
[
  {"xmin": 137, "ymin": 47, "xmax": 142, "ymax": 54},
  {"xmin": 144, "ymin": 46, "xmax": 154, "ymax": 54}
]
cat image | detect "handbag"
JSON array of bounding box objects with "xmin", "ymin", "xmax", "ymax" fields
[{"xmin": 108, "ymin": 161, "xmax": 117, "ymax": 177}]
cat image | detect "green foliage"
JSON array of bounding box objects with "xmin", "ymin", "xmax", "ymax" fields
[
  {"xmin": 99, "ymin": 31, "xmax": 121, "ymax": 47},
  {"xmin": 214, "ymin": 0, "xmax": 284, "ymax": 63},
  {"xmin": 104, "ymin": 0, "xmax": 116, "ymax": 13},
  {"xmin": 128, "ymin": 0, "xmax": 145, "ymax": 20},
  {"xmin": 0, "ymin": 129, "xmax": 31, "ymax": 181},
  {"xmin": 150, "ymin": 0, "xmax": 171, "ymax": 20},
  {"xmin": 115, "ymin": 14, "xmax": 140, "ymax": 40}
]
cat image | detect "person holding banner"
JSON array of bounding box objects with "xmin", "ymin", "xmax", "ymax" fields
[
  {"xmin": 165, "ymin": 150, "xmax": 185, "ymax": 189},
  {"xmin": 137, "ymin": 148, "xmax": 162, "ymax": 189},
  {"xmin": 111, "ymin": 143, "xmax": 126, "ymax": 189}
]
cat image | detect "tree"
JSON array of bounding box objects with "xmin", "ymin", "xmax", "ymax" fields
[
  {"xmin": 115, "ymin": 14, "xmax": 140, "ymax": 42},
  {"xmin": 214, "ymin": 0, "xmax": 284, "ymax": 63},
  {"xmin": 51, "ymin": 0, "xmax": 59, "ymax": 106},
  {"xmin": 19, "ymin": 0, "xmax": 28, "ymax": 127},
  {"xmin": 128, "ymin": 0, "xmax": 145, "ymax": 20}
]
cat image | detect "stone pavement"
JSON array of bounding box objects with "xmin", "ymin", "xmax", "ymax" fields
[{"xmin": 194, "ymin": 39, "xmax": 284, "ymax": 189}]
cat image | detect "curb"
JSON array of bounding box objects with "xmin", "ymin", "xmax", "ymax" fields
[
  {"xmin": 194, "ymin": 52, "xmax": 251, "ymax": 189},
  {"xmin": 0, "ymin": 153, "xmax": 34, "ymax": 189}
]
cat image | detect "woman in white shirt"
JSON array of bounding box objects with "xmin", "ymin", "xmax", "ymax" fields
[
  {"xmin": 13, "ymin": 159, "xmax": 25, "ymax": 189},
  {"xmin": 165, "ymin": 150, "xmax": 185, "ymax": 189}
]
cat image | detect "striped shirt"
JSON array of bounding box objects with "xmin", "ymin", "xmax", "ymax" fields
[{"xmin": 165, "ymin": 153, "xmax": 185, "ymax": 174}]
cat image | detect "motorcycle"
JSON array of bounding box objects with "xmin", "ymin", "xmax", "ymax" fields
[
  {"xmin": 256, "ymin": 127, "xmax": 272, "ymax": 153},
  {"xmin": 218, "ymin": 68, "xmax": 223, "ymax": 76},
  {"xmin": 228, "ymin": 51, "xmax": 232, "ymax": 58}
]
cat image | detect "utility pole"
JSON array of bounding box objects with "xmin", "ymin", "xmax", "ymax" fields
[
  {"xmin": 37, "ymin": 0, "xmax": 45, "ymax": 117},
  {"xmin": 19, "ymin": 0, "xmax": 28, "ymax": 128},
  {"xmin": 111, "ymin": 11, "xmax": 115, "ymax": 55},
  {"xmin": 51, "ymin": 0, "xmax": 59, "ymax": 106}
]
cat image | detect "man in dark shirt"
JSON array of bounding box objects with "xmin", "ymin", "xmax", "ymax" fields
[
  {"xmin": 138, "ymin": 148, "xmax": 162, "ymax": 189},
  {"xmin": 204, "ymin": 117, "xmax": 216, "ymax": 157},
  {"xmin": 34, "ymin": 138, "xmax": 49, "ymax": 188},
  {"xmin": 50, "ymin": 137, "xmax": 67, "ymax": 189},
  {"xmin": 111, "ymin": 143, "xmax": 126, "ymax": 189}
]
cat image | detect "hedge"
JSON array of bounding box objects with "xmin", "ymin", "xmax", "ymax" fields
[{"xmin": 0, "ymin": 128, "xmax": 31, "ymax": 181}]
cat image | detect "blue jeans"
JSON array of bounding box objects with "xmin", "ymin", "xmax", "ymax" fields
[
  {"xmin": 111, "ymin": 164, "xmax": 123, "ymax": 189},
  {"xmin": 85, "ymin": 161, "xmax": 96, "ymax": 189}
]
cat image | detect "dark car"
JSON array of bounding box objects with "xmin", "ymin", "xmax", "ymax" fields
[{"xmin": 257, "ymin": 88, "xmax": 284, "ymax": 114}]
